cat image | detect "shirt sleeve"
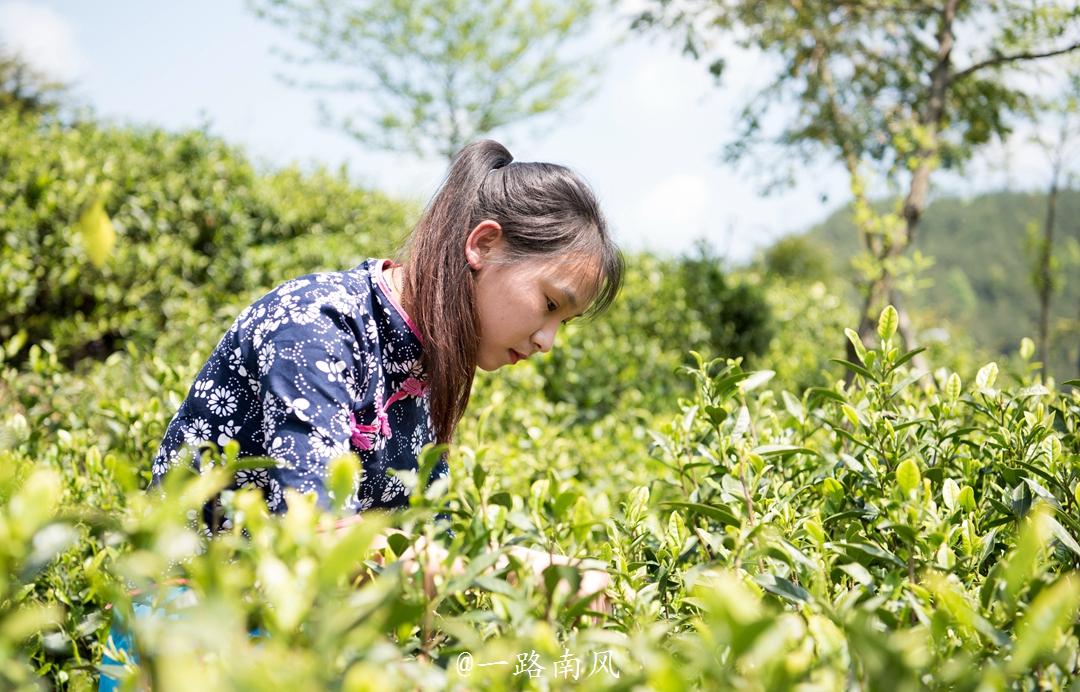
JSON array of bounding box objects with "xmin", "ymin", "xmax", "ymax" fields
[{"xmin": 255, "ymin": 303, "xmax": 367, "ymax": 510}]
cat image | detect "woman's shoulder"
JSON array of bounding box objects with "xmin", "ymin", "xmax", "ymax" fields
[
  {"xmin": 274, "ymin": 258, "xmax": 380, "ymax": 300},
  {"xmin": 215, "ymin": 259, "xmax": 383, "ymax": 353},
  {"xmin": 239, "ymin": 260, "xmax": 380, "ymax": 319}
]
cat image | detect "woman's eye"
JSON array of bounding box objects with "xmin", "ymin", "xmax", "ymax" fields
[{"xmin": 546, "ymin": 299, "xmax": 558, "ymax": 312}]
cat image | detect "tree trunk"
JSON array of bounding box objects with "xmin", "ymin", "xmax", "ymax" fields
[
  {"xmin": 1036, "ymin": 170, "xmax": 1059, "ymax": 373},
  {"xmin": 850, "ymin": 0, "xmax": 955, "ymax": 372}
]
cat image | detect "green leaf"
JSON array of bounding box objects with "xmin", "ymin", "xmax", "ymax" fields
[
  {"xmin": 935, "ymin": 542, "xmax": 956, "ymax": 569},
  {"xmin": 416, "ymin": 443, "xmax": 449, "ymax": 488},
  {"xmin": 781, "ymin": 391, "xmax": 804, "ymax": 421},
  {"xmin": 975, "ymin": 362, "xmax": 998, "ymax": 390},
  {"xmin": 830, "ymin": 541, "xmax": 905, "ymax": 568},
  {"xmin": 807, "ymin": 387, "xmax": 847, "ymax": 404},
  {"xmin": 704, "ymin": 405, "xmax": 728, "ymax": 427},
  {"xmin": 838, "ymin": 562, "xmax": 874, "ymax": 587},
  {"xmin": 752, "ymin": 445, "xmax": 820, "ymax": 459},
  {"xmin": 472, "ymin": 575, "xmax": 521, "ymax": 598},
  {"xmin": 841, "ymin": 403, "xmax": 861, "ymax": 427},
  {"xmin": 1008, "ymin": 574, "xmax": 1080, "ymax": 674},
  {"xmin": 877, "ymin": 305, "xmax": 898, "ymax": 343},
  {"xmin": 21, "ymin": 523, "xmax": 78, "ymax": 581},
  {"xmin": 821, "ymin": 478, "xmax": 844, "ymax": 503},
  {"xmin": 1062, "ymin": 379, "xmax": 1080, "ymax": 388},
  {"xmin": 472, "ymin": 460, "xmax": 487, "ymax": 491},
  {"xmin": 541, "ymin": 564, "xmax": 581, "ymax": 600},
  {"xmin": 830, "ymin": 358, "xmax": 876, "ymax": 382},
  {"xmin": 319, "ymin": 515, "xmax": 386, "ymax": 588},
  {"xmin": 889, "ymin": 370, "xmax": 927, "ymax": 397},
  {"xmin": 75, "ymin": 197, "xmax": 117, "ymax": 268},
  {"xmin": 1003, "ymin": 511, "xmax": 1051, "ymax": 603},
  {"xmin": 1045, "ymin": 515, "xmax": 1080, "ymax": 559},
  {"xmin": 942, "ymin": 478, "xmax": 960, "ymax": 511},
  {"xmin": 844, "ymin": 328, "xmax": 868, "ymax": 363},
  {"xmin": 754, "ymin": 573, "xmax": 811, "ymax": 604},
  {"xmin": 958, "ymin": 485, "xmax": 976, "ymax": 512},
  {"xmin": 552, "ymin": 490, "xmax": 578, "ymax": 518},
  {"xmin": 738, "ymin": 370, "xmax": 775, "ymax": 392},
  {"xmin": 386, "ymin": 532, "xmax": 411, "ymax": 558},
  {"xmin": 896, "ymin": 458, "xmax": 921, "ymax": 495},
  {"xmin": 327, "ymin": 453, "xmax": 360, "ymax": 513},
  {"xmin": 945, "ymin": 372, "xmax": 962, "ymax": 401},
  {"xmin": 890, "ymin": 346, "xmax": 926, "ymax": 371},
  {"xmin": 710, "ymin": 371, "xmax": 751, "ymax": 398},
  {"xmin": 661, "ymin": 501, "xmax": 740, "ymax": 528}
]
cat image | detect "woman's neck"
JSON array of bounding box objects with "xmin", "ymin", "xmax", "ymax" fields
[
  {"xmin": 383, "ymin": 264, "xmax": 403, "ymax": 295},
  {"xmin": 382, "ymin": 263, "xmax": 413, "ymax": 316}
]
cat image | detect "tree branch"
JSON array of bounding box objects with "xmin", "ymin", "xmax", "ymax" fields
[{"xmin": 953, "ymin": 41, "xmax": 1080, "ymax": 82}]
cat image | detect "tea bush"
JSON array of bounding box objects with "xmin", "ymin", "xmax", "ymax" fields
[
  {"xmin": 0, "ymin": 112, "xmax": 407, "ymax": 367},
  {"xmin": 2, "ymin": 116, "xmax": 1079, "ymax": 690},
  {"xmin": 4, "ymin": 303, "xmax": 1079, "ymax": 690}
]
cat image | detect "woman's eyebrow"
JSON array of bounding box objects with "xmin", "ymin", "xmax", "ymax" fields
[
  {"xmin": 558, "ymin": 286, "xmax": 579, "ymax": 310},
  {"xmin": 556, "ymin": 286, "xmax": 587, "ymax": 319}
]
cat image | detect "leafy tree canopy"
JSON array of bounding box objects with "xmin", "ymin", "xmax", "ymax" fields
[{"xmin": 248, "ymin": 0, "xmax": 601, "ymax": 160}]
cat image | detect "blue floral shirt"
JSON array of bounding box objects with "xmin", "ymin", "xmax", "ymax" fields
[{"xmin": 151, "ymin": 259, "xmax": 445, "ymax": 525}]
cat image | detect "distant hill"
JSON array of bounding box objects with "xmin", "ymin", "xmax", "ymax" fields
[{"xmin": 802, "ymin": 190, "xmax": 1080, "ymax": 378}]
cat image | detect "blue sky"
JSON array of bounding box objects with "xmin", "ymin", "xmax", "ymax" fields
[{"xmin": 0, "ymin": 0, "xmax": 1050, "ymax": 261}]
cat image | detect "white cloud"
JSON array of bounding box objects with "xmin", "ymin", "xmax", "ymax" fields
[
  {"xmin": 0, "ymin": 1, "xmax": 82, "ymax": 80},
  {"xmin": 626, "ymin": 173, "xmax": 711, "ymax": 249}
]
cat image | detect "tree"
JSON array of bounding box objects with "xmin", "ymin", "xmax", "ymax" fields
[
  {"xmin": 0, "ymin": 48, "xmax": 67, "ymax": 118},
  {"xmin": 634, "ymin": 1, "xmax": 1080, "ymax": 364},
  {"xmin": 248, "ymin": 0, "xmax": 600, "ymax": 161},
  {"xmin": 1027, "ymin": 74, "xmax": 1079, "ymax": 377}
]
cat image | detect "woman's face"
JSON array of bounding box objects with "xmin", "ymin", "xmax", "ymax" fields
[{"xmin": 467, "ymin": 223, "xmax": 599, "ymax": 372}]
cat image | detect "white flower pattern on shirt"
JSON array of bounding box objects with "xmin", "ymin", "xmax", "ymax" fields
[{"xmin": 150, "ymin": 259, "xmax": 445, "ymax": 530}]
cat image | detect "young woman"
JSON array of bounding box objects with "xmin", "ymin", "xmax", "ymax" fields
[
  {"xmin": 149, "ymin": 139, "xmax": 622, "ymax": 524},
  {"xmin": 100, "ymin": 139, "xmax": 622, "ymax": 691}
]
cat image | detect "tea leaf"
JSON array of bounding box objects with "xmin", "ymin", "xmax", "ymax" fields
[
  {"xmin": 844, "ymin": 328, "xmax": 868, "ymax": 363},
  {"xmin": 781, "ymin": 391, "xmax": 804, "ymax": 421},
  {"xmin": 942, "ymin": 479, "xmax": 960, "ymax": 511},
  {"xmin": 958, "ymin": 485, "xmax": 976, "ymax": 511},
  {"xmin": 1008, "ymin": 574, "xmax": 1080, "ymax": 674},
  {"xmin": 75, "ymin": 197, "xmax": 117, "ymax": 268},
  {"xmin": 841, "ymin": 403, "xmax": 861, "ymax": 427},
  {"xmin": 754, "ymin": 574, "xmax": 811, "ymax": 604},
  {"xmin": 738, "ymin": 370, "xmax": 775, "ymax": 392},
  {"xmin": 896, "ymin": 458, "xmax": 921, "ymax": 495},
  {"xmin": 975, "ymin": 362, "xmax": 998, "ymax": 390},
  {"xmin": 1045, "ymin": 515, "xmax": 1080, "ymax": 559},
  {"xmin": 752, "ymin": 444, "xmax": 819, "ymax": 458},
  {"xmin": 877, "ymin": 305, "xmax": 898, "ymax": 343},
  {"xmin": 945, "ymin": 372, "xmax": 962, "ymax": 401},
  {"xmin": 662, "ymin": 501, "xmax": 740, "ymax": 528},
  {"xmin": 830, "ymin": 358, "xmax": 876, "ymax": 382}
]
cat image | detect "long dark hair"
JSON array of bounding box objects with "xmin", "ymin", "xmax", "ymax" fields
[{"xmin": 401, "ymin": 140, "xmax": 622, "ymax": 443}]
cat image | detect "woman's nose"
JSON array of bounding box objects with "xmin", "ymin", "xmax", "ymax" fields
[{"xmin": 532, "ymin": 322, "xmax": 558, "ymax": 354}]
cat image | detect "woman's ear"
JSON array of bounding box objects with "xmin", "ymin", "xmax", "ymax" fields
[{"xmin": 464, "ymin": 220, "xmax": 504, "ymax": 269}]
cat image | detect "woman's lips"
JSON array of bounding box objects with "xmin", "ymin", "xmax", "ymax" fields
[{"xmin": 509, "ymin": 349, "xmax": 525, "ymax": 364}]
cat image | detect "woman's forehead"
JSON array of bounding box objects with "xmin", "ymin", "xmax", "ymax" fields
[{"xmin": 530, "ymin": 252, "xmax": 603, "ymax": 299}]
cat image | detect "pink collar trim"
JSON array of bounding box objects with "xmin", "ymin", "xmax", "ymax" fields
[{"xmin": 373, "ymin": 258, "xmax": 423, "ymax": 344}]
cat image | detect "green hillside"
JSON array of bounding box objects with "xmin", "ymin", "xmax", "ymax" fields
[{"xmin": 803, "ymin": 190, "xmax": 1080, "ymax": 378}]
